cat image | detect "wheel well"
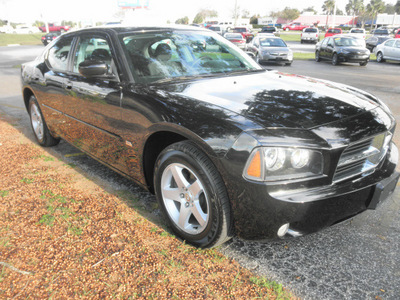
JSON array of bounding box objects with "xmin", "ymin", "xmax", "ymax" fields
[
  {"xmin": 22, "ymin": 88, "xmax": 34, "ymax": 111},
  {"xmin": 143, "ymin": 131, "xmax": 187, "ymax": 193}
]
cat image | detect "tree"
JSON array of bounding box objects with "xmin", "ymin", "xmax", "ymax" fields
[
  {"xmin": 395, "ymin": 1, "xmax": 400, "ymax": 14},
  {"xmin": 175, "ymin": 16, "xmax": 189, "ymax": 25},
  {"xmin": 322, "ymin": 0, "xmax": 335, "ymax": 28},
  {"xmin": 302, "ymin": 7, "xmax": 317, "ymax": 15},
  {"xmin": 249, "ymin": 14, "xmax": 259, "ymax": 25},
  {"xmin": 384, "ymin": 4, "xmax": 395, "ymax": 14},
  {"xmin": 367, "ymin": 0, "xmax": 386, "ymax": 29},
  {"xmin": 270, "ymin": 7, "xmax": 300, "ymax": 22},
  {"xmin": 345, "ymin": 0, "xmax": 364, "ymax": 27},
  {"xmin": 241, "ymin": 9, "xmax": 250, "ymax": 18},
  {"xmin": 193, "ymin": 9, "xmax": 218, "ymax": 24},
  {"xmin": 336, "ymin": 8, "xmax": 344, "ymax": 15}
]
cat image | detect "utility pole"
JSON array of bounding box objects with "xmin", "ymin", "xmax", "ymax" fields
[{"xmin": 332, "ymin": 0, "xmax": 337, "ymax": 28}]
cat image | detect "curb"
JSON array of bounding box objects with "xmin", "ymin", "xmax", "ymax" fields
[{"xmin": 7, "ymin": 44, "xmax": 20, "ymax": 47}]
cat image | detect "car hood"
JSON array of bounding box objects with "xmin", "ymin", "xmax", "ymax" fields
[{"xmin": 156, "ymin": 70, "xmax": 381, "ymax": 129}]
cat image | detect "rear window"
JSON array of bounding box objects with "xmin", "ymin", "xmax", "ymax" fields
[
  {"xmin": 233, "ymin": 28, "xmax": 246, "ymax": 33},
  {"xmin": 262, "ymin": 27, "xmax": 276, "ymax": 32},
  {"xmin": 329, "ymin": 29, "xmax": 341, "ymax": 33},
  {"xmin": 375, "ymin": 29, "xmax": 389, "ymax": 34},
  {"xmin": 351, "ymin": 29, "xmax": 364, "ymax": 33},
  {"xmin": 304, "ymin": 28, "xmax": 317, "ymax": 33}
]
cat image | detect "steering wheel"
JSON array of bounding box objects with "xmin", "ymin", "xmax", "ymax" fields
[{"xmin": 191, "ymin": 55, "xmax": 213, "ymax": 67}]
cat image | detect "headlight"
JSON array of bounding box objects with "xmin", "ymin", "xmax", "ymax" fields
[
  {"xmin": 287, "ymin": 51, "xmax": 293, "ymax": 59},
  {"xmin": 243, "ymin": 147, "xmax": 324, "ymax": 182}
]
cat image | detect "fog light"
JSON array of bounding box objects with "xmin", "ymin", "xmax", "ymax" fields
[{"xmin": 277, "ymin": 223, "xmax": 289, "ymax": 237}]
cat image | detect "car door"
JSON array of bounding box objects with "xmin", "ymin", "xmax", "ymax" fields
[
  {"xmin": 63, "ymin": 32, "xmax": 126, "ymax": 170},
  {"xmin": 319, "ymin": 38, "xmax": 329, "ymax": 58},
  {"xmin": 393, "ymin": 40, "xmax": 400, "ymax": 61},
  {"xmin": 325, "ymin": 38, "xmax": 335, "ymax": 60},
  {"xmin": 383, "ymin": 40, "xmax": 395, "ymax": 59},
  {"xmin": 34, "ymin": 35, "xmax": 75, "ymax": 137}
]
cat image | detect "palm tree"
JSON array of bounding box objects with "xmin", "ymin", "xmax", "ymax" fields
[
  {"xmin": 367, "ymin": 0, "xmax": 385, "ymax": 29},
  {"xmin": 345, "ymin": 0, "xmax": 364, "ymax": 27},
  {"xmin": 322, "ymin": 0, "xmax": 336, "ymax": 29}
]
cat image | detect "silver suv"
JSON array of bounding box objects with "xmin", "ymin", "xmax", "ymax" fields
[{"xmin": 301, "ymin": 27, "xmax": 319, "ymax": 44}]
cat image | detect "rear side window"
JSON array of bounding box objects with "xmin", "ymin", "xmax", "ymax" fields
[
  {"xmin": 385, "ymin": 40, "xmax": 395, "ymax": 47},
  {"xmin": 46, "ymin": 36, "xmax": 74, "ymax": 71},
  {"xmin": 305, "ymin": 28, "xmax": 317, "ymax": 33}
]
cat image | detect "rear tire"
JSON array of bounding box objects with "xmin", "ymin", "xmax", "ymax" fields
[
  {"xmin": 29, "ymin": 96, "xmax": 60, "ymax": 147},
  {"xmin": 154, "ymin": 141, "xmax": 232, "ymax": 248}
]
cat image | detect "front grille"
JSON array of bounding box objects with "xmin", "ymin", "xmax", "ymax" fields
[{"xmin": 333, "ymin": 132, "xmax": 392, "ymax": 182}]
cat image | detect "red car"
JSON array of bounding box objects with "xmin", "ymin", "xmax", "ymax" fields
[
  {"xmin": 283, "ymin": 22, "xmax": 308, "ymax": 31},
  {"xmin": 39, "ymin": 23, "xmax": 70, "ymax": 33},
  {"xmin": 395, "ymin": 29, "xmax": 400, "ymax": 38},
  {"xmin": 232, "ymin": 27, "xmax": 254, "ymax": 42},
  {"xmin": 325, "ymin": 28, "xmax": 342, "ymax": 37}
]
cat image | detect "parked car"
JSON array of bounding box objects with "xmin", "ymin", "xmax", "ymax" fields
[
  {"xmin": 395, "ymin": 29, "xmax": 400, "ymax": 39},
  {"xmin": 375, "ymin": 38, "xmax": 400, "ymax": 63},
  {"xmin": 38, "ymin": 23, "xmax": 70, "ymax": 33},
  {"xmin": 365, "ymin": 36, "xmax": 391, "ymax": 52},
  {"xmin": 247, "ymin": 36, "xmax": 293, "ymax": 65},
  {"xmin": 301, "ymin": 27, "xmax": 319, "ymax": 44},
  {"xmin": 232, "ymin": 27, "xmax": 254, "ymax": 42},
  {"xmin": 12, "ymin": 25, "xmax": 40, "ymax": 34},
  {"xmin": 223, "ymin": 32, "xmax": 246, "ymax": 49},
  {"xmin": 260, "ymin": 26, "xmax": 280, "ymax": 37},
  {"xmin": 324, "ymin": 28, "xmax": 342, "ymax": 37},
  {"xmin": 315, "ymin": 35, "xmax": 370, "ymax": 66},
  {"xmin": 372, "ymin": 28, "xmax": 390, "ymax": 36},
  {"xmin": 282, "ymin": 22, "xmax": 308, "ymax": 31},
  {"xmin": 348, "ymin": 28, "xmax": 366, "ymax": 39},
  {"xmin": 21, "ymin": 26, "xmax": 399, "ymax": 248},
  {"xmin": 41, "ymin": 32, "xmax": 61, "ymax": 46},
  {"xmin": 208, "ymin": 25, "xmax": 225, "ymax": 35}
]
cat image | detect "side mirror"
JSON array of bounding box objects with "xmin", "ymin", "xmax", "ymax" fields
[
  {"xmin": 78, "ymin": 60, "xmax": 109, "ymax": 77},
  {"xmin": 246, "ymin": 52, "xmax": 255, "ymax": 59}
]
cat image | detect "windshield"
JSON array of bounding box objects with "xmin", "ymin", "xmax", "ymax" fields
[
  {"xmin": 334, "ymin": 37, "xmax": 366, "ymax": 47},
  {"xmin": 259, "ymin": 38, "xmax": 287, "ymax": 47},
  {"xmin": 120, "ymin": 30, "xmax": 261, "ymax": 84}
]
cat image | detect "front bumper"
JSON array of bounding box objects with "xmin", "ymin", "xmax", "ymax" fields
[
  {"xmin": 259, "ymin": 53, "xmax": 292, "ymax": 63},
  {"xmin": 223, "ymin": 142, "xmax": 399, "ymax": 240},
  {"xmin": 338, "ymin": 53, "xmax": 369, "ymax": 63}
]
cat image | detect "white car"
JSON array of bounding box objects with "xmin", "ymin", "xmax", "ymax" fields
[
  {"xmin": 12, "ymin": 25, "xmax": 40, "ymax": 34},
  {"xmin": 375, "ymin": 38, "xmax": 400, "ymax": 62},
  {"xmin": 348, "ymin": 28, "xmax": 366, "ymax": 39}
]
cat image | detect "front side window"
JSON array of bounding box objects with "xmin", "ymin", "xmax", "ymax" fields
[
  {"xmin": 46, "ymin": 36, "xmax": 74, "ymax": 71},
  {"xmin": 120, "ymin": 30, "xmax": 261, "ymax": 84},
  {"xmin": 73, "ymin": 35, "xmax": 113, "ymax": 74}
]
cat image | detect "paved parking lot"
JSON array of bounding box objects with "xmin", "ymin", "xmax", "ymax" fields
[{"xmin": 1, "ymin": 45, "xmax": 400, "ymax": 299}]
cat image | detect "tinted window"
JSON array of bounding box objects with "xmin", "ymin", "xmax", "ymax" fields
[
  {"xmin": 46, "ymin": 36, "xmax": 74, "ymax": 71},
  {"xmin": 262, "ymin": 27, "xmax": 276, "ymax": 32},
  {"xmin": 233, "ymin": 28, "xmax": 246, "ymax": 33},
  {"xmin": 321, "ymin": 38, "xmax": 329, "ymax": 47},
  {"xmin": 305, "ymin": 28, "xmax": 317, "ymax": 33},
  {"xmin": 350, "ymin": 29, "xmax": 364, "ymax": 33},
  {"xmin": 73, "ymin": 35, "xmax": 113, "ymax": 74}
]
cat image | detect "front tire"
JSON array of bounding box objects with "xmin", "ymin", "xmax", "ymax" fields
[
  {"xmin": 359, "ymin": 60, "xmax": 368, "ymax": 66},
  {"xmin": 315, "ymin": 50, "xmax": 321, "ymax": 62},
  {"xmin": 154, "ymin": 141, "xmax": 232, "ymax": 248},
  {"xmin": 376, "ymin": 52, "xmax": 385, "ymax": 63},
  {"xmin": 332, "ymin": 53, "xmax": 338, "ymax": 65},
  {"xmin": 29, "ymin": 96, "xmax": 60, "ymax": 147}
]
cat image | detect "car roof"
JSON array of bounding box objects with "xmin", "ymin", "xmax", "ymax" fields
[{"xmin": 62, "ymin": 25, "xmax": 207, "ymax": 36}]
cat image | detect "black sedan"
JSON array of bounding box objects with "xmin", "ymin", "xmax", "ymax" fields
[
  {"xmin": 365, "ymin": 36, "xmax": 391, "ymax": 52},
  {"xmin": 315, "ymin": 35, "xmax": 370, "ymax": 66},
  {"xmin": 21, "ymin": 26, "xmax": 399, "ymax": 248},
  {"xmin": 41, "ymin": 32, "xmax": 61, "ymax": 46}
]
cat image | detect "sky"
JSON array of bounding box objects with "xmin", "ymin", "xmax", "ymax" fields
[{"xmin": 0, "ymin": 0, "xmax": 398, "ymax": 24}]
